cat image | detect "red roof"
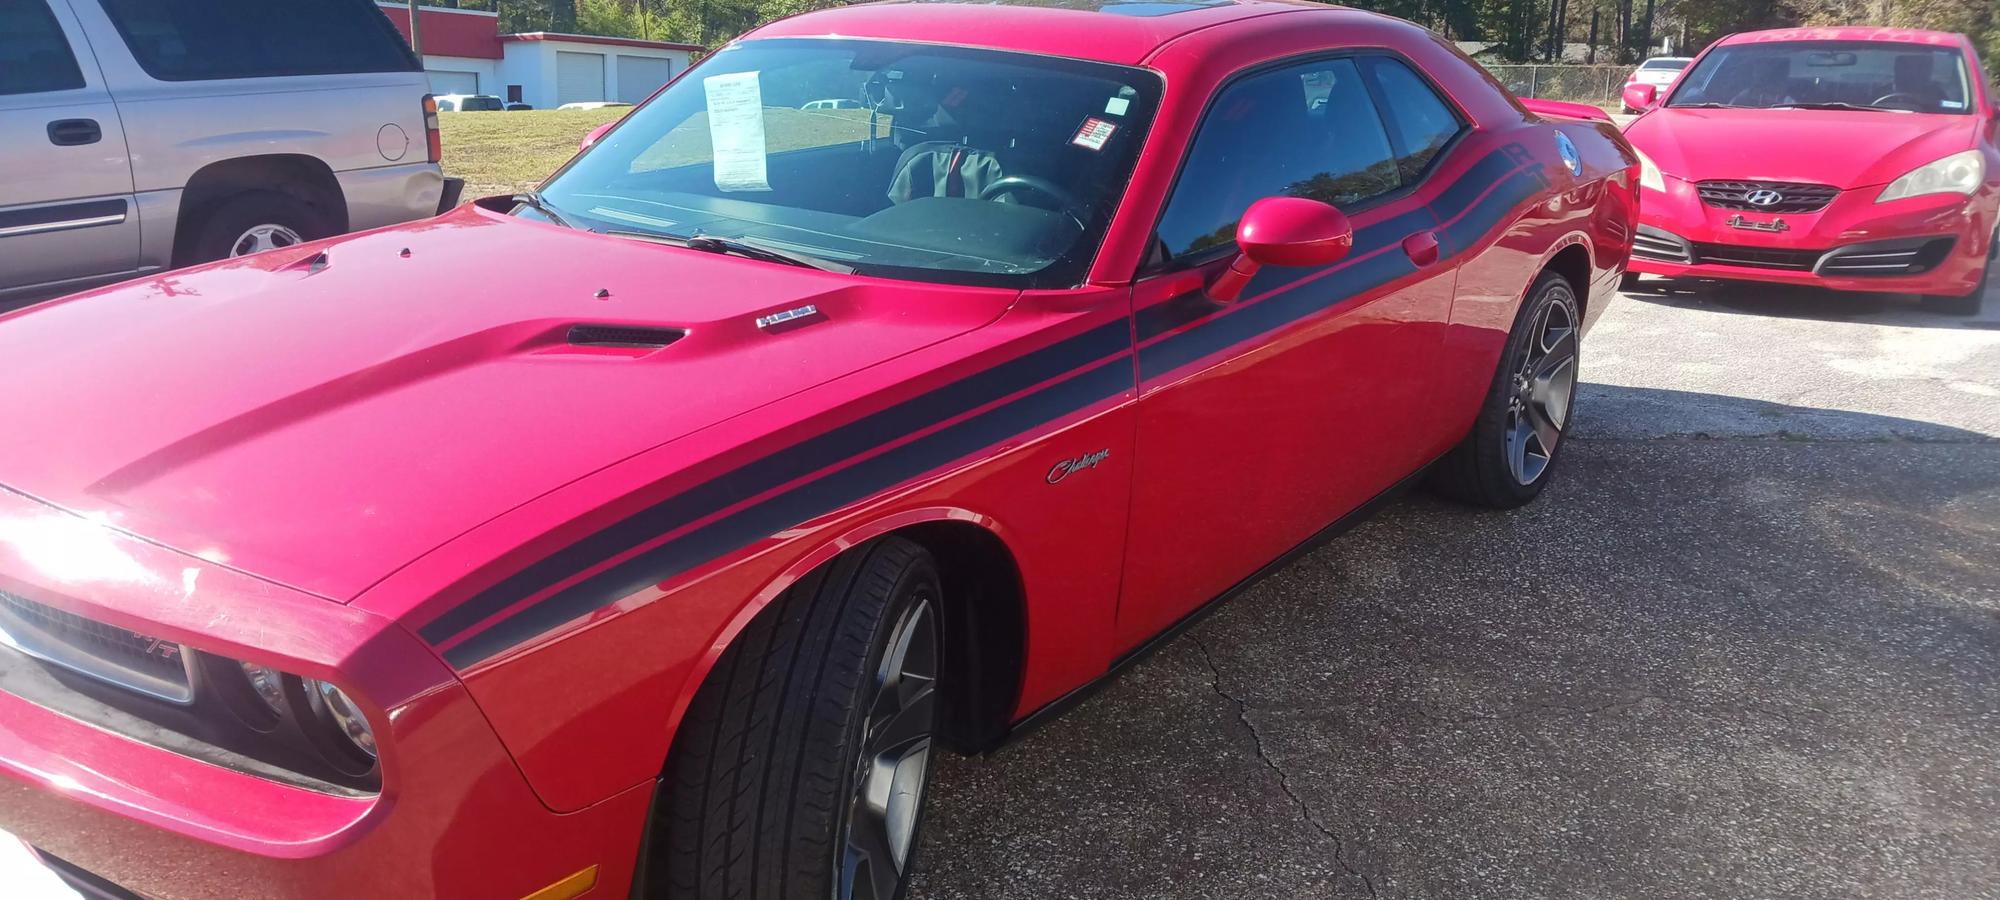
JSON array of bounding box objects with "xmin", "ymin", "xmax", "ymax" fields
[
  {"xmin": 750, "ymin": 0, "xmax": 1329, "ymax": 66},
  {"xmin": 500, "ymin": 32, "xmax": 705, "ymax": 53},
  {"xmin": 377, "ymin": 3, "xmax": 502, "ymax": 60}
]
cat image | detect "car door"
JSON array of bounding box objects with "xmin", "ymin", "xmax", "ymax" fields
[
  {"xmin": 1114, "ymin": 54, "xmax": 1465, "ymax": 651},
  {"xmin": 0, "ymin": 0, "xmax": 140, "ymax": 299}
]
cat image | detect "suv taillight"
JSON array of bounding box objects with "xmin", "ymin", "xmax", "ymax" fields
[{"xmin": 423, "ymin": 94, "xmax": 442, "ymax": 163}]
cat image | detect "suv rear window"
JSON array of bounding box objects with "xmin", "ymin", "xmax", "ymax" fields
[{"xmin": 100, "ymin": 0, "xmax": 417, "ymax": 81}]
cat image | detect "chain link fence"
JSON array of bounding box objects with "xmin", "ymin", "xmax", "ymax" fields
[{"xmin": 1481, "ymin": 64, "xmax": 1632, "ymax": 106}]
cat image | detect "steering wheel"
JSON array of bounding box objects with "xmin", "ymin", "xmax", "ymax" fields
[
  {"xmin": 1870, "ymin": 91, "xmax": 1927, "ymax": 110},
  {"xmin": 979, "ymin": 176, "xmax": 1083, "ymax": 215}
]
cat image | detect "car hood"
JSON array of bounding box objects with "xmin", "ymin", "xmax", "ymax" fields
[
  {"xmin": 0, "ymin": 207, "xmax": 1014, "ymax": 601},
  {"xmin": 1626, "ymin": 107, "xmax": 1979, "ymax": 188}
]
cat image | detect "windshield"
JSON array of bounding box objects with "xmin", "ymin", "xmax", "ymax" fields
[
  {"xmin": 1670, "ymin": 40, "xmax": 1971, "ymax": 113},
  {"xmin": 537, "ymin": 38, "xmax": 1163, "ymax": 288},
  {"xmin": 464, "ymin": 96, "xmax": 505, "ymax": 111}
]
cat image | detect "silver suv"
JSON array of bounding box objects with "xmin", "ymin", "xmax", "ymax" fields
[{"xmin": 0, "ymin": 0, "xmax": 461, "ymax": 305}]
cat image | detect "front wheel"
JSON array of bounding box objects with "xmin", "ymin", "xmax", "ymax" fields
[
  {"xmin": 1429, "ymin": 270, "xmax": 1581, "ymax": 508},
  {"xmin": 653, "ymin": 537, "xmax": 942, "ymax": 900}
]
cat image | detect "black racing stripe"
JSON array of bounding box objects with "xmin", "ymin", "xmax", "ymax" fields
[
  {"xmin": 1132, "ymin": 208, "xmax": 1436, "ymax": 343},
  {"xmin": 1138, "ymin": 249, "xmax": 1416, "ymax": 382},
  {"xmin": 417, "ymin": 319, "xmax": 1129, "ymax": 644},
  {"xmin": 1439, "ymin": 164, "xmax": 1549, "ymax": 256},
  {"xmin": 442, "ymin": 356, "xmax": 1133, "ymax": 667},
  {"xmin": 1429, "ymin": 147, "xmax": 1527, "ymax": 229}
]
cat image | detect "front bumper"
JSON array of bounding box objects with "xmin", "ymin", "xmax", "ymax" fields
[
  {"xmin": 0, "ymin": 489, "xmax": 648, "ymax": 898},
  {"xmin": 1629, "ymin": 174, "xmax": 1991, "ymax": 296}
]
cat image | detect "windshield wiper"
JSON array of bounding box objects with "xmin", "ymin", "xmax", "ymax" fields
[
  {"xmin": 514, "ymin": 191, "xmax": 576, "ymax": 228},
  {"xmin": 603, "ymin": 230, "xmax": 855, "ymax": 274},
  {"xmin": 1771, "ymin": 102, "xmax": 1897, "ymax": 112},
  {"xmin": 1671, "ymin": 102, "xmax": 1745, "ymax": 109}
]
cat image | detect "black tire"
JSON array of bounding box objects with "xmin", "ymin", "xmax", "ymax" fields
[
  {"xmin": 183, "ymin": 190, "xmax": 333, "ymax": 265},
  {"xmin": 654, "ymin": 537, "xmax": 943, "ymax": 900},
  {"xmin": 1430, "ymin": 270, "xmax": 1582, "ymax": 509},
  {"xmin": 1619, "ymin": 270, "xmax": 1641, "ymax": 293}
]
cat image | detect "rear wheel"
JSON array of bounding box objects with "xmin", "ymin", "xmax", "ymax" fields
[
  {"xmin": 654, "ymin": 537, "xmax": 942, "ymax": 900},
  {"xmin": 1430, "ymin": 270, "xmax": 1581, "ymax": 508},
  {"xmin": 184, "ymin": 190, "xmax": 332, "ymax": 264}
]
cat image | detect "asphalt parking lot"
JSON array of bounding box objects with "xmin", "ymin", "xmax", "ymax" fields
[{"xmin": 909, "ymin": 282, "xmax": 2000, "ymax": 899}]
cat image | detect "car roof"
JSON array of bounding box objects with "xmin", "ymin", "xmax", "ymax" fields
[
  {"xmin": 747, "ymin": 0, "xmax": 1352, "ymax": 66},
  {"xmin": 1718, "ymin": 26, "xmax": 1970, "ymax": 49}
]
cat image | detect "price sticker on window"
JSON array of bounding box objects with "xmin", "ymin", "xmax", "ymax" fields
[{"xmin": 1071, "ymin": 117, "xmax": 1117, "ymax": 151}]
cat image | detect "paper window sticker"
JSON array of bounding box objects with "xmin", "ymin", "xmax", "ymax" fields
[
  {"xmin": 704, "ymin": 71, "xmax": 771, "ymax": 192},
  {"xmin": 1104, "ymin": 96, "xmax": 1131, "ymax": 116},
  {"xmin": 1072, "ymin": 117, "xmax": 1117, "ymax": 151}
]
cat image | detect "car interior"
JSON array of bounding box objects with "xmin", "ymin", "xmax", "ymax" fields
[
  {"xmin": 1677, "ymin": 44, "xmax": 1970, "ymax": 112},
  {"xmin": 545, "ymin": 43, "xmax": 1159, "ymax": 283}
]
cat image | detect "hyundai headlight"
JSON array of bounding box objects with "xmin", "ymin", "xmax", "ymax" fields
[
  {"xmin": 1635, "ymin": 148, "xmax": 1667, "ymax": 192},
  {"xmin": 1878, "ymin": 150, "xmax": 1984, "ymax": 202}
]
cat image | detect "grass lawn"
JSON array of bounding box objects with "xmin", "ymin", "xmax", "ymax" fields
[
  {"xmin": 441, "ymin": 106, "xmax": 883, "ymax": 199},
  {"xmin": 438, "ymin": 108, "xmax": 627, "ymax": 199}
]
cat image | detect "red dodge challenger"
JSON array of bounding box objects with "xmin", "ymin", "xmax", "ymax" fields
[
  {"xmin": 1622, "ymin": 27, "xmax": 1998, "ymax": 315},
  {"xmin": 0, "ymin": 2, "xmax": 1634, "ymax": 897}
]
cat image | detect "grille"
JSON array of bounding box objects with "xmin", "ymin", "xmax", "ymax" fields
[
  {"xmin": 567, "ymin": 324, "xmax": 685, "ymax": 348},
  {"xmin": 1690, "ymin": 243, "xmax": 1822, "ymax": 270},
  {"xmin": 0, "ymin": 589, "xmax": 193, "ymax": 703},
  {"xmin": 1632, "ymin": 227, "xmax": 1693, "ymax": 263},
  {"xmin": 1817, "ymin": 238, "xmax": 1955, "ymax": 277},
  {"xmin": 1697, "ymin": 181, "xmax": 1840, "ymax": 214}
]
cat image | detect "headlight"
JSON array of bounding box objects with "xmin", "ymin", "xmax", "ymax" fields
[
  {"xmin": 1878, "ymin": 150, "xmax": 1984, "ymax": 202},
  {"xmin": 239, "ymin": 660, "xmax": 288, "ymax": 718},
  {"xmin": 308, "ymin": 679, "xmax": 378, "ymax": 761},
  {"xmin": 1635, "ymin": 148, "xmax": 1666, "ymax": 192}
]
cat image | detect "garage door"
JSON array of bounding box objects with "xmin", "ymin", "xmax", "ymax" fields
[
  {"xmin": 427, "ymin": 70, "xmax": 478, "ymax": 95},
  {"xmin": 616, "ymin": 55, "xmax": 674, "ymax": 104},
  {"xmin": 556, "ymin": 51, "xmax": 606, "ymax": 106}
]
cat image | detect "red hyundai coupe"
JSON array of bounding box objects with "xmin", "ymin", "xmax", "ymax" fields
[
  {"xmin": 0, "ymin": 2, "xmax": 1635, "ymax": 897},
  {"xmin": 1621, "ymin": 27, "xmax": 1998, "ymax": 315}
]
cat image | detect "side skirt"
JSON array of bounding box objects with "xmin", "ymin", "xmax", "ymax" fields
[{"xmin": 987, "ymin": 460, "xmax": 1437, "ymax": 752}]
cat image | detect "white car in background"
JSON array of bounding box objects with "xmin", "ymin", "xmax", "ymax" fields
[{"xmin": 1623, "ymin": 56, "xmax": 1692, "ymax": 111}]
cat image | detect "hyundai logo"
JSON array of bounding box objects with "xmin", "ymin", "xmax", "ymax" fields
[{"xmin": 1745, "ymin": 189, "xmax": 1786, "ymax": 207}]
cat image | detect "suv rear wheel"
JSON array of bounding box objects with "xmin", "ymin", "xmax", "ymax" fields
[
  {"xmin": 185, "ymin": 190, "xmax": 332, "ymax": 264},
  {"xmin": 653, "ymin": 537, "xmax": 942, "ymax": 900}
]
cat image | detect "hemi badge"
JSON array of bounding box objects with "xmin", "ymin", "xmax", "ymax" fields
[{"xmin": 756, "ymin": 304, "xmax": 819, "ymax": 330}]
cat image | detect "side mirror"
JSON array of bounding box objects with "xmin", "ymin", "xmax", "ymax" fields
[
  {"xmin": 1209, "ymin": 197, "xmax": 1354, "ymax": 303},
  {"xmin": 1622, "ymin": 83, "xmax": 1660, "ymax": 111},
  {"xmin": 580, "ymin": 122, "xmax": 616, "ymax": 151}
]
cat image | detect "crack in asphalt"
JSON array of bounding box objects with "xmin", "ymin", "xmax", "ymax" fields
[{"xmin": 1190, "ymin": 634, "xmax": 1381, "ymax": 900}]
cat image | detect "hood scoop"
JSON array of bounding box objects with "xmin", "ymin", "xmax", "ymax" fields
[{"xmin": 565, "ymin": 324, "xmax": 686, "ymax": 349}]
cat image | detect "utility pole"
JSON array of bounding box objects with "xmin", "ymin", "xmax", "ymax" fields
[{"xmin": 406, "ymin": 0, "xmax": 423, "ymax": 56}]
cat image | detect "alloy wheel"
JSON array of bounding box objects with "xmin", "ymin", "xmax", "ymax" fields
[
  {"xmin": 230, "ymin": 223, "xmax": 304, "ymax": 257},
  {"xmin": 839, "ymin": 594, "xmax": 938, "ymax": 900},
  {"xmin": 1502, "ymin": 291, "xmax": 1578, "ymax": 486}
]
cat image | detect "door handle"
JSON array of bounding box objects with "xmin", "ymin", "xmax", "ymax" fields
[
  {"xmin": 47, "ymin": 118, "xmax": 102, "ymax": 147},
  {"xmin": 1402, "ymin": 231, "xmax": 1441, "ymax": 267}
]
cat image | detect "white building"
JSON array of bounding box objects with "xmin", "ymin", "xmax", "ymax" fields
[{"xmin": 378, "ymin": 3, "xmax": 702, "ymax": 109}]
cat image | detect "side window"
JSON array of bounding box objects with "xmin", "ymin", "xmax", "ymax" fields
[
  {"xmin": 0, "ymin": 0, "xmax": 87, "ymax": 96},
  {"xmin": 1363, "ymin": 57, "xmax": 1464, "ymax": 182},
  {"xmin": 98, "ymin": 0, "xmax": 417, "ymax": 82},
  {"xmin": 1155, "ymin": 58, "xmax": 1399, "ymax": 262}
]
